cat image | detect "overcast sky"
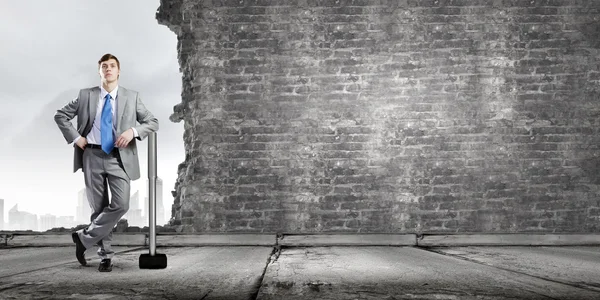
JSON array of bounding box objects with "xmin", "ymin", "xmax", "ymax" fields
[{"xmin": 0, "ymin": 0, "xmax": 184, "ymax": 226}]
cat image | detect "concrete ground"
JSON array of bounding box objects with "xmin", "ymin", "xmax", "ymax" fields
[{"xmin": 1, "ymin": 245, "xmax": 599, "ymax": 300}]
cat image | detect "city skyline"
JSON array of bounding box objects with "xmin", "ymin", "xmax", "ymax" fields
[
  {"xmin": 1, "ymin": 172, "xmax": 176, "ymax": 225},
  {"xmin": 2, "ymin": 176, "xmax": 168, "ymax": 231}
]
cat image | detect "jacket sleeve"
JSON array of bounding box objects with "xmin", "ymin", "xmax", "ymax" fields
[
  {"xmin": 54, "ymin": 90, "xmax": 82, "ymax": 144},
  {"xmin": 132, "ymin": 93, "xmax": 159, "ymax": 140}
]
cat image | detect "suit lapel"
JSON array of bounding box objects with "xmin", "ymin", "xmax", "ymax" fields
[
  {"xmin": 88, "ymin": 86, "xmax": 128, "ymax": 134},
  {"xmin": 88, "ymin": 87, "xmax": 100, "ymax": 132},
  {"xmin": 117, "ymin": 86, "xmax": 128, "ymax": 132}
]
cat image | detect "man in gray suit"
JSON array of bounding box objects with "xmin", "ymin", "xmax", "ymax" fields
[{"xmin": 54, "ymin": 53, "xmax": 159, "ymax": 272}]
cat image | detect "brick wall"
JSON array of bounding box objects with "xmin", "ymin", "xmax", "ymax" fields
[{"xmin": 157, "ymin": 0, "xmax": 600, "ymax": 233}]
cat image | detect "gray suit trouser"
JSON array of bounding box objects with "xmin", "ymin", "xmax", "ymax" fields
[{"xmin": 76, "ymin": 146, "xmax": 130, "ymax": 259}]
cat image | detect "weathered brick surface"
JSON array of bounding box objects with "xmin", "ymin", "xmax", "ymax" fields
[{"xmin": 157, "ymin": 0, "xmax": 600, "ymax": 233}]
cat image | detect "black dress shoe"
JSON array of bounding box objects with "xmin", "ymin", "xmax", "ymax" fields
[
  {"xmin": 98, "ymin": 259, "xmax": 113, "ymax": 272},
  {"xmin": 71, "ymin": 232, "xmax": 87, "ymax": 266}
]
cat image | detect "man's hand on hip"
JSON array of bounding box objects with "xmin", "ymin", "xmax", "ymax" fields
[
  {"xmin": 115, "ymin": 128, "xmax": 134, "ymax": 148},
  {"xmin": 76, "ymin": 137, "xmax": 88, "ymax": 150}
]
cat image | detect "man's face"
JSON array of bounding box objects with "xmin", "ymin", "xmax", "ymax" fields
[{"xmin": 99, "ymin": 59, "xmax": 120, "ymax": 83}]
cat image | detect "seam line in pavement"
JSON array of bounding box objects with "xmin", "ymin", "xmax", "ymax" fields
[
  {"xmin": 0, "ymin": 247, "xmax": 146, "ymax": 281},
  {"xmin": 415, "ymin": 246, "xmax": 600, "ymax": 295},
  {"xmin": 251, "ymin": 245, "xmax": 281, "ymax": 300}
]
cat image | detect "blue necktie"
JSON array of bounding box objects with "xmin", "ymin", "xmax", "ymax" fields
[{"xmin": 101, "ymin": 94, "xmax": 114, "ymax": 154}]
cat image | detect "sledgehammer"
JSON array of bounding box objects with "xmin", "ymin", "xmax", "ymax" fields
[{"xmin": 139, "ymin": 131, "xmax": 167, "ymax": 269}]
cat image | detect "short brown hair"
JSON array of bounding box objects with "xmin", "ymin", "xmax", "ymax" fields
[{"xmin": 98, "ymin": 53, "xmax": 120, "ymax": 69}]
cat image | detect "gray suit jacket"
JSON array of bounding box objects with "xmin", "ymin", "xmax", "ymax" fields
[{"xmin": 54, "ymin": 86, "xmax": 159, "ymax": 181}]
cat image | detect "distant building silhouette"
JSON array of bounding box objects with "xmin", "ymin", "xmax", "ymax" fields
[
  {"xmin": 39, "ymin": 214, "xmax": 57, "ymax": 231},
  {"xmin": 57, "ymin": 216, "xmax": 76, "ymax": 229},
  {"xmin": 1, "ymin": 201, "xmax": 76, "ymax": 232},
  {"xmin": 9, "ymin": 204, "xmax": 38, "ymax": 231},
  {"xmin": 123, "ymin": 190, "xmax": 144, "ymax": 227},
  {"xmin": 144, "ymin": 177, "xmax": 166, "ymax": 225},
  {"xmin": 76, "ymin": 188, "xmax": 91, "ymax": 224}
]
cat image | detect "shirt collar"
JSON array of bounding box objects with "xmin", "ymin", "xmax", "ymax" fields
[{"xmin": 100, "ymin": 85, "xmax": 119, "ymax": 100}]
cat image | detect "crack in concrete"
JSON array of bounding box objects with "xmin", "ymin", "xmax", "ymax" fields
[
  {"xmin": 251, "ymin": 245, "xmax": 281, "ymax": 300},
  {"xmin": 199, "ymin": 289, "xmax": 212, "ymax": 300},
  {"xmin": 416, "ymin": 246, "xmax": 599, "ymax": 298}
]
